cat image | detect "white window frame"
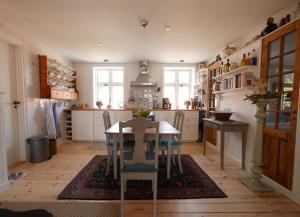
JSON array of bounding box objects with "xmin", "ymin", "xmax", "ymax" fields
[
  {"xmin": 163, "ymin": 67, "xmax": 194, "ymax": 109},
  {"xmin": 93, "ymin": 66, "xmax": 124, "ymax": 108}
]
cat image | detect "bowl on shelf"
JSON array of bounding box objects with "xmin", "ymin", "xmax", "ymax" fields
[{"xmin": 211, "ymin": 111, "xmax": 233, "ymax": 121}]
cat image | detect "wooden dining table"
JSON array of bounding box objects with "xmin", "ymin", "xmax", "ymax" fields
[{"xmin": 105, "ymin": 121, "xmax": 181, "ymax": 179}]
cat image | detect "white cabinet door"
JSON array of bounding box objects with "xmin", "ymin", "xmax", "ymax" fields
[
  {"xmin": 93, "ymin": 111, "xmax": 105, "ymax": 141},
  {"xmin": 72, "ymin": 111, "xmax": 94, "ymax": 141},
  {"xmin": 182, "ymin": 125, "xmax": 198, "ymax": 141}
]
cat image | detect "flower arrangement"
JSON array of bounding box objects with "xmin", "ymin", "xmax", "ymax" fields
[
  {"xmin": 184, "ymin": 100, "xmax": 191, "ymax": 109},
  {"xmin": 244, "ymin": 79, "xmax": 277, "ymax": 104},
  {"xmin": 96, "ymin": 100, "xmax": 103, "ymax": 109},
  {"xmin": 135, "ymin": 109, "xmax": 151, "ymax": 118}
]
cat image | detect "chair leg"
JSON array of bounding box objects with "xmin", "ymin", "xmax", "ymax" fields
[
  {"xmin": 105, "ymin": 150, "xmax": 111, "ymax": 176},
  {"xmin": 121, "ymin": 173, "xmax": 125, "ymax": 217},
  {"xmin": 178, "ymin": 147, "xmax": 183, "ymax": 174},
  {"xmin": 171, "ymin": 149, "xmax": 176, "ymax": 165},
  {"xmin": 153, "ymin": 174, "xmax": 157, "ymax": 217}
]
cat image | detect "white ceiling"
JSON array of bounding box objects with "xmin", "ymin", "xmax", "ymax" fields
[{"xmin": 0, "ymin": 0, "xmax": 296, "ymax": 63}]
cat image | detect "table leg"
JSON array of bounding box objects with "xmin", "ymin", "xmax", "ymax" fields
[
  {"xmin": 203, "ymin": 123, "xmax": 206, "ymax": 155},
  {"xmin": 167, "ymin": 138, "xmax": 171, "ymax": 179},
  {"xmin": 220, "ymin": 130, "xmax": 225, "ymax": 170},
  {"xmin": 113, "ymin": 135, "xmax": 118, "ymax": 180},
  {"xmin": 242, "ymin": 129, "xmax": 247, "ymax": 170}
]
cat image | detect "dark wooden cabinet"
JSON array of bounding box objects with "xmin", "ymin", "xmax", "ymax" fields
[
  {"xmin": 39, "ymin": 55, "xmax": 79, "ymax": 100},
  {"xmin": 261, "ymin": 20, "xmax": 300, "ymax": 190}
]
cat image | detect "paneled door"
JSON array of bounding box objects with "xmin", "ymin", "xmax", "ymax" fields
[{"xmin": 261, "ymin": 20, "xmax": 300, "ymax": 189}]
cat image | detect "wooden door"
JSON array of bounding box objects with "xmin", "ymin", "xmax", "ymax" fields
[{"xmin": 261, "ymin": 20, "xmax": 300, "ymax": 189}]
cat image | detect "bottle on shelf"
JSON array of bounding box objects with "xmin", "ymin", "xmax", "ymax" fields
[
  {"xmin": 220, "ymin": 61, "xmax": 224, "ymax": 74},
  {"xmin": 240, "ymin": 54, "xmax": 247, "ymax": 66},
  {"xmin": 224, "ymin": 59, "xmax": 230, "ymax": 73},
  {"xmin": 245, "ymin": 52, "xmax": 251, "ymax": 65},
  {"xmin": 251, "ymin": 49, "xmax": 257, "ymax": 65}
]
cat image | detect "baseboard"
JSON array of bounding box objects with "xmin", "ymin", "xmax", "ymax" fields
[
  {"xmin": 0, "ymin": 180, "xmax": 9, "ymax": 192},
  {"xmin": 262, "ymin": 175, "xmax": 300, "ymax": 205}
]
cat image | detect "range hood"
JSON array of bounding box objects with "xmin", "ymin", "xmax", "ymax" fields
[{"xmin": 131, "ymin": 60, "xmax": 157, "ymax": 87}]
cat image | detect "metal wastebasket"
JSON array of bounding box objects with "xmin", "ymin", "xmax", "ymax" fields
[{"xmin": 27, "ymin": 135, "xmax": 49, "ymax": 163}]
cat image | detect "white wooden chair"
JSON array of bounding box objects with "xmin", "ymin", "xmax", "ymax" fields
[
  {"xmin": 119, "ymin": 117, "xmax": 159, "ymax": 217},
  {"xmin": 103, "ymin": 111, "xmax": 134, "ymax": 176},
  {"xmin": 160, "ymin": 111, "xmax": 184, "ymax": 174}
]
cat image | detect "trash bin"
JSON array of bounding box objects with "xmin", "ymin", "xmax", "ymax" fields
[
  {"xmin": 49, "ymin": 139, "xmax": 57, "ymax": 156},
  {"xmin": 27, "ymin": 135, "xmax": 49, "ymax": 163}
]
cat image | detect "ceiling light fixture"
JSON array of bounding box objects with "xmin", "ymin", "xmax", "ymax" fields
[
  {"xmin": 97, "ymin": 42, "xmax": 103, "ymax": 46},
  {"xmin": 165, "ymin": 26, "xmax": 171, "ymax": 31},
  {"xmin": 140, "ymin": 20, "xmax": 149, "ymax": 60}
]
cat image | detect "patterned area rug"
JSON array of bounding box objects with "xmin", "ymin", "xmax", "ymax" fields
[
  {"xmin": 0, "ymin": 202, "xmax": 119, "ymax": 217},
  {"xmin": 58, "ymin": 155, "xmax": 227, "ymax": 200}
]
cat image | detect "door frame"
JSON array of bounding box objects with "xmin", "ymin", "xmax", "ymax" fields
[
  {"xmin": 260, "ymin": 19, "xmax": 300, "ymax": 189},
  {"xmin": 0, "ymin": 29, "xmax": 28, "ymax": 162}
]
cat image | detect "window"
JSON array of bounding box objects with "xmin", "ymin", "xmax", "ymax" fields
[
  {"xmin": 93, "ymin": 67, "xmax": 124, "ymax": 108},
  {"xmin": 163, "ymin": 67, "xmax": 194, "ymax": 109}
]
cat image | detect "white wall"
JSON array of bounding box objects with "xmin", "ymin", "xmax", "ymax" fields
[
  {"xmin": 75, "ymin": 62, "xmax": 195, "ymax": 108},
  {"xmin": 0, "ymin": 21, "xmax": 73, "ymax": 163},
  {"xmin": 206, "ymin": 1, "xmax": 300, "ymax": 205}
]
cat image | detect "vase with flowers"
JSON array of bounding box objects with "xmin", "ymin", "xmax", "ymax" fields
[
  {"xmin": 240, "ymin": 79, "xmax": 276, "ymax": 192},
  {"xmin": 96, "ymin": 100, "xmax": 103, "ymax": 109}
]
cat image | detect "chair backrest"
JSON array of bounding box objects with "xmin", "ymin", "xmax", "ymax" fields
[
  {"xmin": 119, "ymin": 117, "xmax": 159, "ymax": 170},
  {"xmin": 103, "ymin": 111, "xmax": 111, "ymax": 130},
  {"xmin": 103, "ymin": 111, "xmax": 112, "ymax": 143},
  {"xmin": 175, "ymin": 111, "xmax": 185, "ymax": 142},
  {"xmin": 173, "ymin": 112, "xmax": 179, "ymax": 127}
]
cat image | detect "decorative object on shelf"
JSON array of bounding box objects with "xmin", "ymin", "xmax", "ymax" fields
[
  {"xmin": 251, "ymin": 49, "xmax": 257, "ymax": 65},
  {"xmin": 240, "ymin": 78, "xmax": 276, "ymax": 191},
  {"xmin": 224, "ymin": 59, "xmax": 230, "ymax": 73},
  {"xmin": 223, "ymin": 45, "xmax": 236, "ymax": 56},
  {"xmin": 279, "ymin": 14, "xmax": 291, "ymax": 27},
  {"xmin": 244, "ymin": 79, "xmax": 277, "ymax": 104},
  {"xmin": 260, "ymin": 17, "xmax": 278, "ymax": 37},
  {"xmin": 96, "ymin": 100, "xmax": 103, "ymax": 109},
  {"xmin": 240, "ymin": 54, "xmax": 247, "ymax": 66},
  {"xmin": 213, "ymin": 81, "xmax": 221, "ymax": 92},
  {"xmin": 184, "ymin": 100, "xmax": 191, "ymax": 109},
  {"xmin": 162, "ymin": 98, "xmax": 171, "ymax": 109},
  {"xmin": 216, "ymin": 54, "xmax": 222, "ymax": 62}
]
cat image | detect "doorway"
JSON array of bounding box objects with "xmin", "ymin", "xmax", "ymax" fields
[{"xmin": 0, "ymin": 39, "xmax": 21, "ymax": 166}]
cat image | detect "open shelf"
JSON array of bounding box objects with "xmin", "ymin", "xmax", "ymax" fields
[{"xmin": 212, "ymin": 66, "xmax": 256, "ymax": 80}]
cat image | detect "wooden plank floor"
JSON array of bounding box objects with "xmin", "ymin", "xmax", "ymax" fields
[{"xmin": 0, "ymin": 142, "xmax": 300, "ymax": 217}]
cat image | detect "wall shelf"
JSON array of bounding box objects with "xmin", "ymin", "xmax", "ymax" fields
[
  {"xmin": 213, "ymin": 87, "xmax": 254, "ymax": 96},
  {"xmin": 212, "ymin": 65, "xmax": 257, "ymax": 80}
]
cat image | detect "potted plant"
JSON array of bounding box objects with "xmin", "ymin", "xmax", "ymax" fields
[
  {"xmin": 240, "ymin": 78, "xmax": 277, "ymax": 192},
  {"xmin": 134, "ymin": 109, "xmax": 151, "ymax": 119},
  {"xmin": 184, "ymin": 100, "xmax": 191, "ymax": 109},
  {"xmin": 96, "ymin": 100, "xmax": 103, "ymax": 109}
]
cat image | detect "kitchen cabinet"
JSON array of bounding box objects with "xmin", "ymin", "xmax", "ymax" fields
[
  {"xmin": 72, "ymin": 110, "xmax": 94, "ymax": 141},
  {"xmin": 71, "ymin": 110, "xmax": 133, "ymax": 142},
  {"xmin": 154, "ymin": 110, "xmax": 199, "ymax": 142}
]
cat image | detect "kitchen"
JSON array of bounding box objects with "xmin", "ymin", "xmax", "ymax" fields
[{"xmin": 0, "ymin": 1, "xmax": 300, "ymax": 217}]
